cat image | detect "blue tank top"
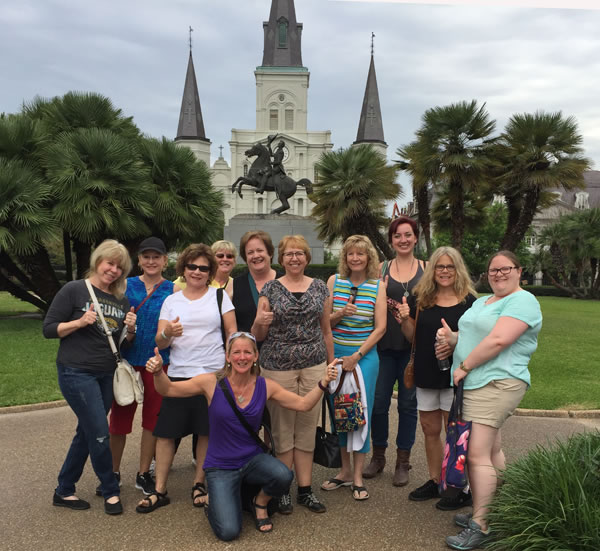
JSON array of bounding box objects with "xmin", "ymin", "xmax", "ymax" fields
[{"xmin": 203, "ymin": 376, "xmax": 267, "ymax": 470}]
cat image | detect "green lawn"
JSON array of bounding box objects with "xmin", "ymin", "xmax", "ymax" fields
[{"xmin": 0, "ymin": 293, "xmax": 599, "ymax": 409}]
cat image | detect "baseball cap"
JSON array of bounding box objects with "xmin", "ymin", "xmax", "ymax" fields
[{"xmin": 138, "ymin": 237, "xmax": 167, "ymax": 255}]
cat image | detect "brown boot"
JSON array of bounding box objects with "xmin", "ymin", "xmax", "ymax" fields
[
  {"xmin": 392, "ymin": 449, "xmax": 411, "ymax": 487},
  {"xmin": 362, "ymin": 445, "xmax": 386, "ymax": 479}
]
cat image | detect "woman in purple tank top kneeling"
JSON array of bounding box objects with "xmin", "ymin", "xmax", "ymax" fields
[{"xmin": 144, "ymin": 332, "xmax": 339, "ymax": 540}]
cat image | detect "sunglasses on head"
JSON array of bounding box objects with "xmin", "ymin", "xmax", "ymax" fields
[
  {"xmin": 185, "ymin": 263, "xmax": 210, "ymax": 272},
  {"xmin": 228, "ymin": 331, "xmax": 257, "ymax": 345},
  {"xmin": 215, "ymin": 253, "xmax": 235, "ymax": 259}
]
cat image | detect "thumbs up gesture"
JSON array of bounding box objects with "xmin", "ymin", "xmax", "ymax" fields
[
  {"xmin": 256, "ymin": 299, "xmax": 274, "ymax": 327},
  {"xmin": 165, "ymin": 316, "xmax": 183, "ymax": 338},
  {"xmin": 436, "ymin": 318, "xmax": 458, "ymax": 349},
  {"xmin": 146, "ymin": 346, "xmax": 164, "ymax": 374},
  {"xmin": 397, "ymin": 296, "xmax": 410, "ymax": 321},
  {"xmin": 79, "ymin": 304, "xmax": 97, "ymax": 327},
  {"xmin": 124, "ymin": 306, "xmax": 137, "ymax": 333}
]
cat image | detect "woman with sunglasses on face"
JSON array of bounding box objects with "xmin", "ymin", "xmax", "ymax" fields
[
  {"xmin": 145, "ymin": 332, "xmax": 340, "ymax": 540},
  {"xmin": 136, "ymin": 244, "xmax": 237, "ymax": 514},
  {"xmin": 437, "ymin": 251, "xmax": 542, "ymax": 551},
  {"xmin": 321, "ymin": 235, "xmax": 387, "ymax": 501},
  {"xmin": 396, "ymin": 247, "xmax": 477, "ymax": 510},
  {"xmin": 252, "ymin": 235, "xmax": 334, "ymax": 515}
]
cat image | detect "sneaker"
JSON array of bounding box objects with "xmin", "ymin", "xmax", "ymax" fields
[
  {"xmin": 454, "ymin": 512, "xmax": 473, "ymax": 529},
  {"xmin": 437, "ymin": 490, "xmax": 473, "ymax": 511},
  {"xmin": 296, "ymin": 491, "xmax": 327, "ymax": 513},
  {"xmin": 96, "ymin": 472, "xmax": 121, "ymax": 497},
  {"xmin": 408, "ymin": 479, "xmax": 439, "ymax": 501},
  {"xmin": 135, "ymin": 471, "xmax": 156, "ymax": 495},
  {"xmin": 278, "ymin": 492, "xmax": 293, "ymax": 515},
  {"xmin": 446, "ymin": 519, "xmax": 491, "ymax": 550}
]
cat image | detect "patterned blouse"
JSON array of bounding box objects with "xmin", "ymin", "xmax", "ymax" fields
[
  {"xmin": 259, "ymin": 279, "xmax": 329, "ymax": 371},
  {"xmin": 331, "ymin": 275, "xmax": 379, "ymax": 348}
]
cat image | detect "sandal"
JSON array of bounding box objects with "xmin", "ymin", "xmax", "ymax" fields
[
  {"xmin": 192, "ymin": 482, "xmax": 208, "ymax": 508},
  {"xmin": 252, "ymin": 497, "xmax": 273, "ymax": 533},
  {"xmin": 135, "ymin": 491, "xmax": 170, "ymax": 514},
  {"xmin": 351, "ymin": 485, "xmax": 369, "ymax": 501},
  {"xmin": 321, "ymin": 478, "xmax": 353, "ymax": 491}
]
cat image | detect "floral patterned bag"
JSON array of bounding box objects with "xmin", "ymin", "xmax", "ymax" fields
[
  {"xmin": 333, "ymin": 370, "xmax": 366, "ymax": 433},
  {"xmin": 439, "ymin": 380, "xmax": 471, "ymax": 496}
]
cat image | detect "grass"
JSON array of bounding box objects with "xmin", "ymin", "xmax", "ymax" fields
[{"xmin": 0, "ymin": 293, "xmax": 599, "ymax": 408}]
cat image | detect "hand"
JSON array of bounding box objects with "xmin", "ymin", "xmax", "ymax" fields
[
  {"xmin": 79, "ymin": 304, "xmax": 97, "ymax": 328},
  {"xmin": 339, "ymin": 301, "xmax": 358, "ymax": 317},
  {"xmin": 435, "ymin": 340, "xmax": 452, "ymax": 360},
  {"xmin": 340, "ymin": 354, "xmax": 358, "ymax": 372},
  {"xmin": 453, "ymin": 366, "xmax": 468, "ymax": 386},
  {"xmin": 437, "ymin": 318, "xmax": 458, "ymax": 348},
  {"xmin": 124, "ymin": 306, "xmax": 136, "ymax": 332},
  {"xmin": 397, "ymin": 296, "xmax": 410, "ymax": 321},
  {"xmin": 146, "ymin": 347, "xmax": 164, "ymax": 374},
  {"xmin": 324, "ymin": 360, "xmax": 340, "ymax": 384},
  {"xmin": 165, "ymin": 316, "xmax": 183, "ymax": 338},
  {"xmin": 256, "ymin": 302, "xmax": 274, "ymax": 327}
]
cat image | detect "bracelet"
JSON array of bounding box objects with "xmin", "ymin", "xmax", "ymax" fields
[
  {"xmin": 357, "ymin": 350, "xmax": 364, "ymax": 359},
  {"xmin": 127, "ymin": 330, "xmax": 136, "ymax": 335},
  {"xmin": 160, "ymin": 329, "xmax": 168, "ymax": 340},
  {"xmin": 318, "ymin": 380, "xmax": 329, "ymax": 393},
  {"xmin": 459, "ymin": 361, "xmax": 470, "ymax": 373}
]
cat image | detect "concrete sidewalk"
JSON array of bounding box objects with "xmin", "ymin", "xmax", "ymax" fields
[{"xmin": 2, "ymin": 405, "xmax": 598, "ymax": 551}]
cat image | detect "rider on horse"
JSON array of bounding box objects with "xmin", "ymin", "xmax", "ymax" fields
[{"xmin": 256, "ymin": 134, "xmax": 286, "ymax": 195}]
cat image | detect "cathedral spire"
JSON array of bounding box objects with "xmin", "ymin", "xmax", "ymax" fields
[
  {"xmin": 354, "ymin": 34, "xmax": 386, "ymax": 147},
  {"xmin": 176, "ymin": 50, "xmax": 208, "ymax": 142},
  {"xmin": 261, "ymin": 0, "xmax": 304, "ymax": 67}
]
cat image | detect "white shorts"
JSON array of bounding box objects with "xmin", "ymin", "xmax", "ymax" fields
[{"xmin": 416, "ymin": 387, "xmax": 454, "ymax": 412}]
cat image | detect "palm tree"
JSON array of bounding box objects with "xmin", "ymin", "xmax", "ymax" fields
[
  {"xmin": 312, "ymin": 145, "xmax": 401, "ymax": 259},
  {"xmin": 413, "ymin": 100, "xmax": 496, "ymax": 250},
  {"xmin": 497, "ymin": 111, "xmax": 590, "ymax": 251}
]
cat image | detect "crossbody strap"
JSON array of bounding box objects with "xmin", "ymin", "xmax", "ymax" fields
[
  {"xmin": 333, "ymin": 368, "xmax": 361, "ymax": 396},
  {"xmin": 85, "ymin": 279, "xmax": 121, "ymax": 363},
  {"xmin": 134, "ymin": 279, "xmax": 165, "ymax": 313},
  {"xmin": 409, "ymin": 306, "xmax": 420, "ymax": 360},
  {"xmin": 218, "ymin": 378, "xmax": 269, "ymax": 454},
  {"xmin": 216, "ymin": 287, "xmax": 225, "ymax": 348}
]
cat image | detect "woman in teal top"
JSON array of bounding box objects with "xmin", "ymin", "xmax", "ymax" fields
[
  {"xmin": 321, "ymin": 235, "xmax": 387, "ymax": 501},
  {"xmin": 438, "ymin": 251, "xmax": 542, "ymax": 551}
]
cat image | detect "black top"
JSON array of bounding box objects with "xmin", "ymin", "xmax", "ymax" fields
[
  {"xmin": 409, "ymin": 294, "xmax": 477, "ymax": 389},
  {"xmin": 232, "ymin": 270, "xmax": 282, "ymax": 332}
]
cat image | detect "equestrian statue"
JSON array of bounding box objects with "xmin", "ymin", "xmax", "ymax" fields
[{"xmin": 231, "ymin": 134, "xmax": 314, "ymax": 215}]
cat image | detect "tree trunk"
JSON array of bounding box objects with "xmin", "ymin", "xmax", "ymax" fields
[
  {"xmin": 500, "ymin": 192, "xmax": 521, "ymax": 250},
  {"xmin": 502, "ymin": 186, "xmax": 541, "ymax": 251},
  {"xmin": 0, "ymin": 251, "xmax": 38, "ymax": 294},
  {"xmin": 63, "ymin": 231, "xmax": 73, "ymax": 282},
  {"xmin": 449, "ymin": 178, "xmax": 465, "ymax": 250},
  {"xmin": 415, "ymin": 183, "xmax": 432, "ymax": 257},
  {"xmin": 74, "ymin": 239, "xmax": 92, "ymax": 280},
  {"xmin": 548, "ymin": 243, "xmax": 584, "ymax": 298},
  {"xmin": 0, "ymin": 271, "xmax": 48, "ymax": 311},
  {"xmin": 17, "ymin": 248, "xmax": 62, "ymax": 305}
]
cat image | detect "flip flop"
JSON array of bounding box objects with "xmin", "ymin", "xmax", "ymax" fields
[
  {"xmin": 351, "ymin": 485, "xmax": 369, "ymax": 501},
  {"xmin": 321, "ymin": 478, "xmax": 353, "ymax": 491}
]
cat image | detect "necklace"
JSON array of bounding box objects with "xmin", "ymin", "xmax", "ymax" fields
[
  {"xmin": 232, "ymin": 379, "xmax": 252, "ymax": 404},
  {"xmin": 395, "ymin": 256, "xmax": 415, "ymax": 298}
]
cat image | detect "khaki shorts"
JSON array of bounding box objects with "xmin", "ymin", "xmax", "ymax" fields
[
  {"xmin": 462, "ymin": 379, "xmax": 527, "ymax": 429},
  {"xmin": 261, "ymin": 362, "xmax": 325, "ymax": 454}
]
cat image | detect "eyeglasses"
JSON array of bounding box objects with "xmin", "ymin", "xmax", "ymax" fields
[
  {"xmin": 283, "ymin": 251, "xmax": 305, "ymax": 259},
  {"xmin": 185, "ymin": 263, "xmax": 210, "ymax": 272},
  {"xmin": 215, "ymin": 253, "xmax": 235, "ymax": 259},
  {"xmin": 488, "ymin": 266, "xmax": 518, "ymax": 276},
  {"xmin": 349, "ymin": 286, "xmax": 359, "ymax": 304},
  {"xmin": 435, "ymin": 265, "xmax": 456, "ymax": 273},
  {"xmin": 227, "ymin": 331, "xmax": 257, "ymax": 345}
]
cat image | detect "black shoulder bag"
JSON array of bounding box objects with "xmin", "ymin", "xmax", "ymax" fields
[{"xmin": 314, "ymin": 395, "xmax": 342, "ymax": 468}]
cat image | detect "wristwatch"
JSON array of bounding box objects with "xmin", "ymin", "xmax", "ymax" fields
[{"xmin": 459, "ymin": 361, "xmax": 470, "ymax": 373}]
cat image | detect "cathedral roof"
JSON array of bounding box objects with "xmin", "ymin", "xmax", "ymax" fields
[
  {"xmin": 354, "ymin": 54, "xmax": 386, "ymax": 146},
  {"xmin": 260, "ymin": 0, "xmax": 305, "ymax": 68},
  {"xmin": 176, "ymin": 52, "xmax": 209, "ymax": 142}
]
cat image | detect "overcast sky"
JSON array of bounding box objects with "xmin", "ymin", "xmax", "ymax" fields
[{"xmin": 2, "ymin": 0, "xmax": 599, "ymax": 203}]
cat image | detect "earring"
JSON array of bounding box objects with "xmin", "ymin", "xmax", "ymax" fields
[
  {"xmin": 226, "ymin": 362, "xmax": 232, "ymax": 369},
  {"xmin": 252, "ymin": 362, "xmax": 258, "ymax": 368}
]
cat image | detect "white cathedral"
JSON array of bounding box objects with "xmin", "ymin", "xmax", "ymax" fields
[{"xmin": 173, "ymin": 0, "xmax": 387, "ymax": 229}]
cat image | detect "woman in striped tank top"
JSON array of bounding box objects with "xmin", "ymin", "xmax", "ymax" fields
[{"xmin": 320, "ymin": 235, "xmax": 387, "ymax": 501}]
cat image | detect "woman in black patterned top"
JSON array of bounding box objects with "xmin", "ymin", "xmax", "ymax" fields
[{"xmin": 252, "ymin": 235, "xmax": 334, "ymax": 515}]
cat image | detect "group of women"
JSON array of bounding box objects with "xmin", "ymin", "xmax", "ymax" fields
[{"xmin": 44, "ymin": 217, "xmax": 541, "ymax": 550}]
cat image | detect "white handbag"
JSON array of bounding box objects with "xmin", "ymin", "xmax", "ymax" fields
[{"xmin": 85, "ymin": 280, "xmax": 144, "ymax": 406}]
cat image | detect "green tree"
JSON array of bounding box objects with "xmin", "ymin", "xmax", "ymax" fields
[
  {"xmin": 312, "ymin": 145, "xmax": 401, "ymax": 259},
  {"xmin": 497, "ymin": 111, "xmax": 590, "ymax": 251}
]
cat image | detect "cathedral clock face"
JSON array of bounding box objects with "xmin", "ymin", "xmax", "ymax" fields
[{"xmin": 281, "ymin": 146, "xmax": 290, "ymax": 163}]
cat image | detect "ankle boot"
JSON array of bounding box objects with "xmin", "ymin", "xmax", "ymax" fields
[
  {"xmin": 363, "ymin": 445, "xmax": 386, "ymax": 479},
  {"xmin": 393, "ymin": 449, "xmax": 411, "ymax": 487}
]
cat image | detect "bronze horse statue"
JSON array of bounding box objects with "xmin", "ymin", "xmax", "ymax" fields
[{"xmin": 231, "ymin": 142, "xmax": 314, "ymax": 215}]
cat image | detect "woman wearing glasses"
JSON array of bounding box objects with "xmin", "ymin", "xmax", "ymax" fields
[
  {"xmin": 252, "ymin": 235, "xmax": 334, "ymax": 514},
  {"xmin": 136, "ymin": 244, "xmax": 237, "ymax": 513},
  {"xmin": 438, "ymin": 251, "xmax": 542, "ymax": 551},
  {"xmin": 396, "ymin": 247, "xmax": 476, "ymax": 510},
  {"xmin": 321, "ymin": 235, "xmax": 387, "ymax": 501},
  {"xmin": 145, "ymin": 332, "xmax": 339, "ymax": 539}
]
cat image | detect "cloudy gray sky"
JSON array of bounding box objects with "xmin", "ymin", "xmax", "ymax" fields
[{"xmin": 2, "ymin": 0, "xmax": 599, "ymax": 203}]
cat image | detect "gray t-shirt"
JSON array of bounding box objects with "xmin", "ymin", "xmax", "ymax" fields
[{"xmin": 43, "ymin": 279, "xmax": 130, "ymax": 372}]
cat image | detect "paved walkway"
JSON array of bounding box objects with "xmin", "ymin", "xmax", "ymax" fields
[{"xmin": 2, "ymin": 405, "xmax": 598, "ymax": 551}]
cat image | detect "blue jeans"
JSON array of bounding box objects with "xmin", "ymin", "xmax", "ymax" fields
[
  {"xmin": 56, "ymin": 364, "xmax": 120, "ymax": 499},
  {"xmin": 205, "ymin": 454, "xmax": 293, "ymax": 541},
  {"xmin": 371, "ymin": 349, "xmax": 417, "ymax": 451}
]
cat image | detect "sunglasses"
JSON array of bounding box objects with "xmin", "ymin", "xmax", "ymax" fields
[
  {"xmin": 228, "ymin": 331, "xmax": 257, "ymax": 345},
  {"xmin": 185, "ymin": 263, "xmax": 210, "ymax": 272},
  {"xmin": 215, "ymin": 253, "xmax": 235, "ymax": 259},
  {"xmin": 349, "ymin": 286, "xmax": 359, "ymax": 304}
]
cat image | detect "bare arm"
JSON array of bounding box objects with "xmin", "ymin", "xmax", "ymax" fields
[{"xmin": 222, "ymin": 310, "xmax": 237, "ymax": 340}]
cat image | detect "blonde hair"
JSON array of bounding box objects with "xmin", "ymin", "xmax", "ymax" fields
[
  {"xmin": 87, "ymin": 239, "xmax": 132, "ymax": 298},
  {"xmin": 338, "ymin": 235, "xmax": 380, "ymax": 280},
  {"xmin": 211, "ymin": 240, "xmax": 237, "ymax": 258},
  {"xmin": 278, "ymin": 235, "xmax": 312, "ymax": 265},
  {"xmin": 413, "ymin": 246, "xmax": 476, "ymax": 309},
  {"xmin": 215, "ymin": 334, "xmax": 260, "ymax": 381}
]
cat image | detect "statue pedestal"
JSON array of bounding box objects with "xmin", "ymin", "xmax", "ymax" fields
[{"xmin": 225, "ymin": 214, "xmax": 324, "ymax": 264}]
